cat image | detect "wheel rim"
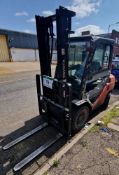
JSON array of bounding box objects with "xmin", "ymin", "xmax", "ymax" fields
[{"xmin": 76, "ymin": 108, "xmax": 89, "ymax": 128}]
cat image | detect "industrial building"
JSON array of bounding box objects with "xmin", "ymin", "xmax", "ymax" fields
[
  {"xmin": 0, "ymin": 29, "xmax": 39, "ymax": 62},
  {"xmin": 0, "ymin": 28, "xmax": 119, "ymax": 62},
  {"xmin": 99, "ymin": 30, "xmax": 119, "ymax": 57},
  {"xmin": 0, "ymin": 28, "xmax": 56, "ymax": 62},
  {"xmin": 82, "ymin": 30, "xmax": 119, "ymax": 57}
]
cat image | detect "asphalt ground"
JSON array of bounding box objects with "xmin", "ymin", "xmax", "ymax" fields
[
  {"xmin": 0, "ymin": 71, "xmax": 40, "ymax": 136},
  {"xmin": 0, "ymin": 70, "xmax": 64, "ymax": 175},
  {"xmin": 0, "ymin": 71, "xmax": 119, "ymax": 175}
]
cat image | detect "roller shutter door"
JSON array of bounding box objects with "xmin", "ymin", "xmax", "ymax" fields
[
  {"xmin": 10, "ymin": 48, "xmax": 36, "ymax": 61},
  {"xmin": 0, "ymin": 35, "xmax": 10, "ymax": 62}
]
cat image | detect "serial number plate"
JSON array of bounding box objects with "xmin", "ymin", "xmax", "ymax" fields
[{"xmin": 43, "ymin": 76, "xmax": 53, "ymax": 89}]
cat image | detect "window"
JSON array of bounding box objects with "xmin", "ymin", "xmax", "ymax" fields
[
  {"xmin": 68, "ymin": 42, "xmax": 90, "ymax": 66},
  {"xmin": 91, "ymin": 45, "xmax": 111, "ymax": 73},
  {"xmin": 115, "ymin": 37, "xmax": 119, "ymax": 44},
  {"xmin": 68, "ymin": 41, "xmax": 90, "ymax": 79},
  {"xmin": 103, "ymin": 45, "xmax": 110, "ymax": 69},
  {"xmin": 91, "ymin": 46, "xmax": 104, "ymax": 73}
]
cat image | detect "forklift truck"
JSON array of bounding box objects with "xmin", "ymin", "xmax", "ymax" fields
[{"xmin": 3, "ymin": 6, "xmax": 115, "ymax": 171}]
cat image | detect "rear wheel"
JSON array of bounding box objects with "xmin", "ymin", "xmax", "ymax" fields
[{"xmin": 72, "ymin": 106, "xmax": 89, "ymax": 133}]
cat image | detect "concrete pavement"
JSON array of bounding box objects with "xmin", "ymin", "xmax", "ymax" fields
[
  {"xmin": 49, "ymin": 129, "xmax": 119, "ymax": 175},
  {"xmin": 49, "ymin": 106, "xmax": 119, "ymax": 175},
  {"xmin": 0, "ymin": 62, "xmax": 56, "ymax": 76},
  {"xmin": 108, "ymin": 113, "xmax": 119, "ymax": 131},
  {"xmin": 0, "ymin": 62, "xmax": 40, "ymax": 75}
]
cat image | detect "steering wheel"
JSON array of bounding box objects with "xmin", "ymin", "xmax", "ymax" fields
[{"xmin": 74, "ymin": 65, "xmax": 84, "ymax": 79}]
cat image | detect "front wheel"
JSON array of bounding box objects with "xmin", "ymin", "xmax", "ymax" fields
[{"xmin": 71, "ymin": 106, "xmax": 89, "ymax": 133}]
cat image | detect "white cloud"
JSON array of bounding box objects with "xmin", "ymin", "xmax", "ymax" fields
[
  {"xmin": 27, "ymin": 10, "xmax": 54, "ymax": 23},
  {"xmin": 41, "ymin": 1, "xmax": 101, "ymax": 19},
  {"xmin": 74, "ymin": 25, "xmax": 104, "ymax": 36},
  {"xmin": 67, "ymin": 0, "xmax": 101, "ymax": 18},
  {"xmin": 42, "ymin": 10, "xmax": 54, "ymax": 16},
  {"xmin": 15, "ymin": 11, "xmax": 29, "ymax": 17},
  {"xmin": 27, "ymin": 18, "xmax": 35, "ymax": 23},
  {"xmin": 75, "ymin": 21, "xmax": 80, "ymax": 25},
  {"xmin": 23, "ymin": 29, "xmax": 31, "ymax": 33}
]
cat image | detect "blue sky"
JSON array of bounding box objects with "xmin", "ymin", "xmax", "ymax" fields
[{"xmin": 0, "ymin": 0, "xmax": 119, "ymax": 35}]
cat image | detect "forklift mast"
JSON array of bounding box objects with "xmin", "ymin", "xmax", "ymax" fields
[
  {"xmin": 35, "ymin": 6, "xmax": 76, "ymax": 137},
  {"xmin": 36, "ymin": 6, "xmax": 75, "ymax": 80}
]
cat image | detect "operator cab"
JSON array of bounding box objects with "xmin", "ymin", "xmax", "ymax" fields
[{"xmin": 68, "ymin": 35, "xmax": 114, "ymax": 101}]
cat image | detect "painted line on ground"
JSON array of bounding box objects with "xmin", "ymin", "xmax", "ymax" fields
[{"xmin": 34, "ymin": 101, "xmax": 119, "ymax": 175}]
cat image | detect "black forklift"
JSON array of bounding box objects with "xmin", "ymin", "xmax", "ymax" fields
[{"xmin": 3, "ymin": 6, "xmax": 115, "ymax": 171}]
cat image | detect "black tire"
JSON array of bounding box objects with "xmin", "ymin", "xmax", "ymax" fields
[
  {"xmin": 101, "ymin": 93, "xmax": 110, "ymax": 109},
  {"xmin": 72, "ymin": 106, "xmax": 89, "ymax": 133}
]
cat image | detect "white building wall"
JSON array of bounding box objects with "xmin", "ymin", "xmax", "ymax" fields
[
  {"xmin": 10, "ymin": 48, "xmax": 57, "ymax": 62},
  {"xmin": 35, "ymin": 50, "xmax": 39, "ymax": 61},
  {"xmin": 52, "ymin": 50, "xmax": 57, "ymax": 61},
  {"xmin": 35, "ymin": 50, "xmax": 57, "ymax": 62},
  {"xmin": 10, "ymin": 48, "xmax": 37, "ymax": 62}
]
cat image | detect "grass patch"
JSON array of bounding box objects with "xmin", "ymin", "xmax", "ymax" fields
[
  {"xmin": 102, "ymin": 106, "xmax": 119, "ymax": 126},
  {"xmin": 43, "ymin": 172, "xmax": 48, "ymax": 175},
  {"xmin": 53, "ymin": 160, "xmax": 60, "ymax": 168},
  {"xmin": 89, "ymin": 125, "xmax": 100, "ymax": 133},
  {"xmin": 90, "ymin": 106, "xmax": 119, "ymax": 133}
]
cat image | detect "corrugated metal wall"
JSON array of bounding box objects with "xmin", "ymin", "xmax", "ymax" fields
[
  {"xmin": 0, "ymin": 29, "xmax": 38, "ymax": 49},
  {"xmin": 0, "ymin": 35, "xmax": 10, "ymax": 62},
  {"xmin": 0, "ymin": 29, "xmax": 57, "ymax": 50}
]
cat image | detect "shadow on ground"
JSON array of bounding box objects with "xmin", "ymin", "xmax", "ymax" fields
[
  {"xmin": 1, "ymin": 87, "xmax": 119, "ymax": 175},
  {"xmin": 0, "ymin": 115, "xmax": 65, "ymax": 175}
]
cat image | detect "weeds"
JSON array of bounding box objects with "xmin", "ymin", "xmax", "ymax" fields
[
  {"xmin": 43, "ymin": 172, "xmax": 48, "ymax": 175},
  {"xmin": 89, "ymin": 125, "xmax": 100, "ymax": 133},
  {"xmin": 53, "ymin": 159, "xmax": 60, "ymax": 167},
  {"xmin": 102, "ymin": 107, "xmax": 119, "ymax": 126},
  {"xmin": 90, "ymin": 106, "xmax": 119, "ymax": 133}
]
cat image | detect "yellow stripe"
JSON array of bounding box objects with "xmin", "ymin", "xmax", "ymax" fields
[{"xmin": 0, "ymin": 35, "xmax": 10, "ymax": 62}]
